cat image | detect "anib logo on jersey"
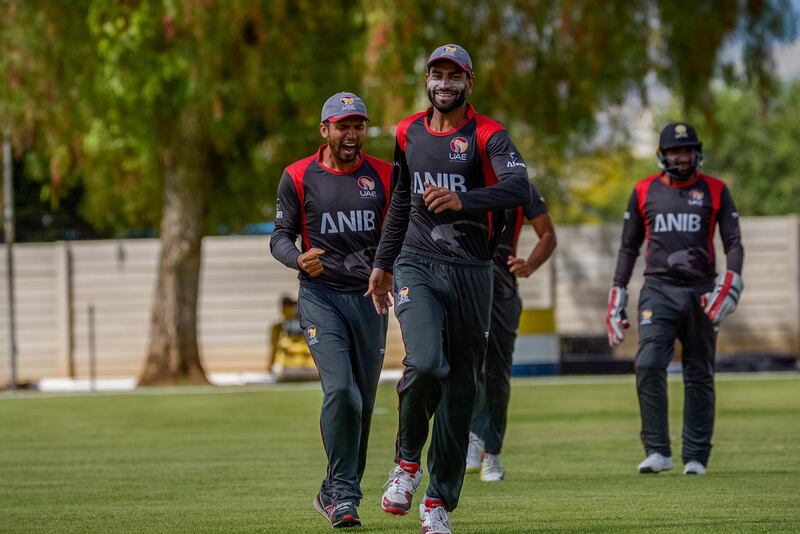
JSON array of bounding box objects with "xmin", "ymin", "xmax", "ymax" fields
[
  {"xmin": 397, "ymin": 286, "xmax": 411, "ymax": 306},
  {"xmin": 307, "ymin": 325, "xmax": 319, "ymax": 345},
  {"xmin": 688, "ymin": 188, "xmax": 704, "ymax": 206},
  {"xmin": 449, "ymin": 137, "xmax": 469, "ymax": 161}
]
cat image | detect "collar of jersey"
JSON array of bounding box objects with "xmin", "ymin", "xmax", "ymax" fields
[
  {"xmin": 316, "ymin": 144, "xmax": 364, "ymax": 175},
  {"xmin": 658, "ymin": 171, "xmax": 702, "ymax": 189},
  {"xmin": 424, "ymin": 104, "xmax": 476, "ymax": 136}
]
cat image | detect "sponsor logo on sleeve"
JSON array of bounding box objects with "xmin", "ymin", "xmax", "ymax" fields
[
  {"xmin": 506, "ymin": 152, "xmax": 526, "ymax": 168},
  {"xmin": 275, "ymin": 199, "xmax": 283, "ymax": 219}
]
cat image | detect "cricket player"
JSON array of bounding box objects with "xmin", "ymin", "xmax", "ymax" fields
[
  {"xmin": 270, "ymin": 92, "xmax": 392, "ymax": 528},
  {"xmin": 606, "ymin": 122, "xmax": 744, "ymax": 476},
  {"xmin": 366, "ymin": 44, "xmax": 532, "ymax": 533}
]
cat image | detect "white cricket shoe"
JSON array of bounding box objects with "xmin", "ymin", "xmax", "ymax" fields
[
  {"xmin": 480, "ymin": 453, "xmax": 504, "ymax": 481},
  {"xmin": 683, "ymin": 460, "xmax": 707, "ymax": 475},
  {"xmin": 638, "ymin": 453, "xmax": 673, "ymax": 474},
  {"xmin": 382, "ymin": 460, "xmax": 423, "ymax": 515},
  {"xmin": 420, "ymin": 497, "xmax": 452, "ymax": 534},
  {"xmin": 465, "ymin": 432, "xmax": 484, "ymax": 473}
]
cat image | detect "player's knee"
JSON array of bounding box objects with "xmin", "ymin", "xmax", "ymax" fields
[{"xmin": 327, "ymin": 383, "xmax": 362, "ymax": 411}]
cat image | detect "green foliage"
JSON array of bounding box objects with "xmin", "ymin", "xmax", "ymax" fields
[
  {"xmin": 689, "ymin": 82, "xmax": 800, "ymax": 215},
  {"xmin": 1, "ymin": 376, "xmax": 799, "ymax": 532},
  {"xmin": 1, "ymin": 0, "xmax": 797, "ymax": 233}
]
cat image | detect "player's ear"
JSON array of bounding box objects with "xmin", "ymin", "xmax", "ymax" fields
[
  {"xmin": 467, "ymin": 75, "xmax": 474, "ymax": 94},
  {"xmin": 320, "ymin": 121, "xmax": 329, "ymax": 140}
]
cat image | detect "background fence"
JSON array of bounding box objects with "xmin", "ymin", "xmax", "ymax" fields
[{"xmin": 1, "ymin": 215, "xmax": 797, "ymax": 383}]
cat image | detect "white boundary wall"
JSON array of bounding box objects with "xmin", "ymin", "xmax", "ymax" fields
[{"xmin": 1, "ymin": 216, "xmax": 797, "ymax": 382}]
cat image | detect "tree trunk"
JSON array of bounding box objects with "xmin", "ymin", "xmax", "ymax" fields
[{"xmin": 138, "ymin": 109, "xmax": 211, "ymax": 386}]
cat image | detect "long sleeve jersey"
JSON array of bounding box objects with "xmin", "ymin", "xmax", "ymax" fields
[
  {"xmin": 270, "ymin": 145, "xmax": 392, "ymax": 292},
  {"xmin": 373, "ymin": 105, "xmax": 532, "ymax": 270},
  {"xmin": 613, "ymin": 172, "xmax": 744, "ymax": 288},
  {"xmin": 492, "ymin": 183, "xmax": 549, "ymax": 299}
]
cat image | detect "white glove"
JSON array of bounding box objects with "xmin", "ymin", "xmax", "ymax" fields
[
  {"xmin": 606, "ymin": 287, "xmax": 630, "ymax": 347},
  {"xmin": 701, "ymin": 271, "xmax": 743, "ymax": 325}
]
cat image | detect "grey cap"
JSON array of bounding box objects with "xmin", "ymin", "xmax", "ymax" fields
[
  {"xmin": 320, "ymin": 92, "xmax": 369, "ymax": 123},
  {"xmin": 427, "ymin": 44, "xmax": 473, "ymax": 74}
]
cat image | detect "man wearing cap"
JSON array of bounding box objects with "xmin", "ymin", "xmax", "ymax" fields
[
  {"xmin": 270, "ymin": 92, "xmax": 392, "ymax": 528},
  {"xmin": 606, "ymin": 122, "xmax": 744, "ymax": 477},
  {"xmin": 366, "ymin": 44, "xmax": 532, "ymax": 532}
]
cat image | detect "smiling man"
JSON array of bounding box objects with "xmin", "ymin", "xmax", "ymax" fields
[
  {"xmin": 270, "ymin": 92, "xmax": 392, "ymax": 529},
  {"xmin": 366, "ymin": 44, "xmax": 533, "ymax": 534}
]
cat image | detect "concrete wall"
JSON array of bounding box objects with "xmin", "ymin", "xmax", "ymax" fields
[{"xmin": 1, "ymin": 216, "xmax": 797, "ymax": 382}]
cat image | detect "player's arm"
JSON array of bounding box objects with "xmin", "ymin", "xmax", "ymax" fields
[
  {"xmin": 368, "ymin": 141, "xmax": 411, "ymax": 314},
  {"xmin": 702, "ymin": 185, "xmax": 745, "ymax": 324},
  {"xmin": 373, "ymin": 140, "xmax": 411, "ymax": 273},
  {"xmin": 508, "ymin": 213, "xmax": 557, "ymax": 278},
  {"xmin": 269, "ymin": 171, "xmax": 325, "ymax": 276},
  {"xmin": 434, "ymin": 130, "xmax": 531, "ymax": 213},
  {"xmin": 508, "ymin": 185, "xmax": 557, "ymax": 277},
  {"xmin": 607, "ymin": 189, "xmax": 645, "ymax": 346}
]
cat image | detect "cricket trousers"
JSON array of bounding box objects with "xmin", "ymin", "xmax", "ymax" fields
[
  {"xmin": 392, "ymin": 246, "xmax": 493, "ymax": 512},
  {"xmin": 471, "ymin": 292, "xmax": 522, "ymax": 455},
  {"xmin": 635, "ymin": 277, "xmax": 717, "ymax": 465},
  {"xmin": 297, "ymin": 283, "xmax": 388, "ymax": 506}
]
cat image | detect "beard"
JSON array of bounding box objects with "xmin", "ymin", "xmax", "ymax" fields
[
  {"xmin": 329, "ymin": 138, "xmax": 361, "ymax": 164},
  {"xmin": 427, "ymin": 84, "xmax": 468, "ymax": 113}
]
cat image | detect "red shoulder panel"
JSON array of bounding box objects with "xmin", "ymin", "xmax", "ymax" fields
[
  {"xmin": 284, "ymin": 154, "xmax": 315, "ymax": 250},
  {"xmin": 395, "ymin": 112, "xmax": 426, "ymax": 152}
]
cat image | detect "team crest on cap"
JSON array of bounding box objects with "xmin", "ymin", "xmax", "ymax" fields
[
  {"xmin": 640, "ymin": 309, "xmax": 653, "ymax": 326},
  {"xmin": 340, "ymin": 96, "xmax": 355, "ymax": 106},
  {"xmin": 307, "ymin": 325, "xmax": 319, "ymax": 345},
  {"xmin": 358, "ymin": 176, "xmax": 377, "ymax": 198},
  {"xmin": 397, "ymin": 286, "xmax": 411, "ymax": 306},
  {"xmin": 688, "ymin": 188, "xmax": 704, "ymax": 206},
  {"xmin": 441, "ymin": 45, "xmax": 458, "ymax": 56},
  {"xmin": 674, "ymin": 124, "xmax": 688, "ymax": 138}
]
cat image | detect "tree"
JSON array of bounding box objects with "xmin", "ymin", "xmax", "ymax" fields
[{"xmin": 1, "ymin": 0, "xmax": 367, "ymax": 385}]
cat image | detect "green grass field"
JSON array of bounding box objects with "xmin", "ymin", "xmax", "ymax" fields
[{"xmin": 1, "ymin": 374, "xmax": 799, "ymax": 533}]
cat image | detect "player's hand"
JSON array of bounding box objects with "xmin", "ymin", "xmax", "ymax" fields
[
  {"xmin": 606, "ymin": 286, "xmax": 630, "ymax": 347},
  {"xmin": 297, "ymin": 248, "xmax": 325, "ymax": 277},
  {"xmin": 508, "ymin": 255, "xmax": 535, "ymax": 278},
  {"xmin": 423, "ymin": 183, "xmax": 462, "ymax": 213},
  {"xmin": 365, "ymin": 267, "xmax": 394, "ymax": 315},
  {"xmin": 701, "ymin": 271, "xmax": 743, "ymax": 325}
]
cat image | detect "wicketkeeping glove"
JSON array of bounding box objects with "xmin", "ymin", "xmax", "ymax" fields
[
  {"xmin": 606, "ymin": 287, "xmax": 630, "ymax": 347},
  {"xmin": 701, "ymin": 271, "xmax": 743, "ymax": 325}
]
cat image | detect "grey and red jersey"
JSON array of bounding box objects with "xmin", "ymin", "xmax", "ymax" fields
[
  {"xmin": 613, "ymin": 172, "xmax": 744, "ymax": 287},
  {"xmin": 374, "ymin": 105, "xmax": 532, "ymax": 269},
  {"xmin": 270, "ymin": 145, "xmax": 392, "ymax": 292},
  {"xmin": 493, "ymin": 184, "xmax": 549, "ymax": 299}
]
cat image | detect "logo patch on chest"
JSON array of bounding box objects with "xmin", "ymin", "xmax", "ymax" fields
[
  {"xmin": 687, "ymin": 188, "xmax": 704, "ymax": 206},
  {"xmin": 358, "ymin": 176, "xmax": 377, "ymax": 198},
  {"xmin": 449, "ymin": 136, "xmax": 469, "ymax": 161}
]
